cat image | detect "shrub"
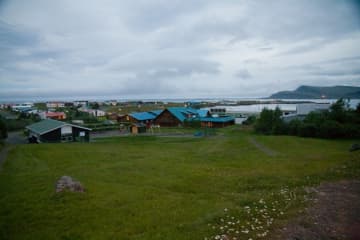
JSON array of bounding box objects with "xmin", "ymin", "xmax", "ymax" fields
[
  {"xmin": 318, "ymin": 120, "xmax": 344, "ymax": 138},
  {"xmin": 298, "ymin": 123, "xmax": 317, "ymax": 137},
  {"xmin": 242, "ymin": 115, "xmax": 256, "ymax": 125}
]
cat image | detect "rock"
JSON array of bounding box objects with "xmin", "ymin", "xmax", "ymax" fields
[{"xmin": 56, "ymin": 176, "xmax": 85, "ymax": 193}]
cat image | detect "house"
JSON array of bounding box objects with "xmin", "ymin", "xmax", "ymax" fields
[
  {"xmin": 210, "ymin": 108, "xmax": 227, "ymax": 116},
  {"xmin": 46, "ymin": 102, "xmax": 65, "ymax": 108},
  {"xmin": 26, "ymin": 119, "xmax": 91, "ymax": 143},
  {"xmin": 118, "ymin": 111, "xmax": 161, "ymax": 124},
  {"xmin": 154, "ymin": 107, "xmax": 235, "ymax": 128},
  {"xmin": 199, "ymin": 116, "xmax": 235, "ymax": 128},
  {"xmin": 296, "ymin": 103, "xmax": 330, "ymax": 115},
  {"xmin": 107, "ymin": 112, "xmax": 120, "ymax": 121},
  {"xmin": 73, "ymin": 100, "xmax": 89, "ymax": 107},
  {"xmin": 104, "ymin": 100, "xmax": 118, "ymax": 106},
  {"xmin": 130, "ymin": 123, "xmax": 146, "ymax": 134},
  {"xmin": 42, "ymin": 111, "xmax": 66, "ymax": 120},
  {"xmin": 79, "ymin": 108, "xmax": 106, "ymax": 118},
  {"xmin": 154, "ymin": 107, "xmax": 205, "ymax": 127},
  {"xmin": 282, "ymin": 103, "xmax": 331, "ymax": 122},
  {"xmin": 11, "ymin": 103, "xmax": 34, "ymax": 111}
]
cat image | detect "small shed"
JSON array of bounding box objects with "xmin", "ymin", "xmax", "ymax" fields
[
  {"xmin": 26, "ymin": 119, "xmax": 91, "ymax": 143},
  {"xmin": 130, "ymin": 123, "xmax": 146, "ymax": 134}
]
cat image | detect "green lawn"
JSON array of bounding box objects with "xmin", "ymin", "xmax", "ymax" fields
[{"xmin": 0, "ymin": 127, "xmax": 359, "ymax": 240}]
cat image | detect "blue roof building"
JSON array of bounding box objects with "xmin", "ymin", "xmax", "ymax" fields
[{"xmin": 129, "ymin": 112, "xmax": 157, "ymax": 121}]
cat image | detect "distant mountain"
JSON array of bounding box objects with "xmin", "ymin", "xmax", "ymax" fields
[{"xmin": 270, "ymin": 85, "xmax": 360, "ymax": 99}]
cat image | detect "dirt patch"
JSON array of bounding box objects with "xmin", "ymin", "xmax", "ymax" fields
[
  {"xmin": 272, "ymin": 180, "xmax": 360, "ymax": 240},
  {"xmin": 0, "ymin": 145, "xmax": 14, "ymax": 170}
]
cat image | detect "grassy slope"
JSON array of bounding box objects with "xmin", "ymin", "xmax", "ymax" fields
[{"xmin": 0, "ymin": 127, "xmax": 358, "ymax": 240}]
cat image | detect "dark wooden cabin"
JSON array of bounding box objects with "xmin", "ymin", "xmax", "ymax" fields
[
  {"xmin": 154, "ymin": 109, "xmax": 183, "ymax": 127},
  {"xmin": 26, "ymin": 119, "xmax": 91, "ymax": 143}
]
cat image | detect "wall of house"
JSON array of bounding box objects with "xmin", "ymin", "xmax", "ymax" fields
[
  {"xmin": 154, "ymin": 110, "xmax": 182, "ymax": 127},
  {"xmin": 200, "ymin": 120, "xmax": 235, "ymax": 128},
  {"xmin": 40, "ymin": 128, "xmax": 61, "ymax": 143},
  {"xmin": 118, "ymin": 115, "xmax": 137, "ymax": 123},
  {"xmin": 72, "ymin": 127, "xmax": 90, "ymax": 142}
]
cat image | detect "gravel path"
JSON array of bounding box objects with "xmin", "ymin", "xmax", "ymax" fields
[
  {"xmin": 273, "ymin": 180, "xmax": 360, "ymax": 240},
  {"xmin": 248, "ymin": 136, "xmax": 278, "ymax": 156},
  {"xmin": 0, "ymin": 145, "xmax": 13, "ymax": 170}
]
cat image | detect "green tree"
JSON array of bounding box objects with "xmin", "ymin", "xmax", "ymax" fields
[
  {"xmin": 329, "ymin": 98, "xmax": 347, "ymax": 123},
  {"xmin": 90, "ymin": 102, "xmax": 100, "ymax": 110},
  {"xmin": 255, "ymin": 108, "xmax": 273, "ymax": 134},
  {"xmin": 255, "ymin": 107, "xmax": 285, "ymax": 135}
]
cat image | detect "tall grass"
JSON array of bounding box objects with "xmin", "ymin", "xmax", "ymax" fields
[{"xmin": 0, "ymin": 128, "xmax": 358, "ymax": 239}]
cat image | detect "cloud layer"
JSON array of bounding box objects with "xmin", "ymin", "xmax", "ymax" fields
[{"xmin": 0, "ymin": 0, "xmax": 359, "ymax": 101}]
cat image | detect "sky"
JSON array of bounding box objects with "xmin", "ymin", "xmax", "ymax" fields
[{"xmin": 0, "ymin": 0, "xmax": 360, "ymax": 101}]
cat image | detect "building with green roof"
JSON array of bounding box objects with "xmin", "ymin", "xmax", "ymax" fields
[{"xmin": 26, "ymin": 119, "xmax": 91, "ymax": 143}]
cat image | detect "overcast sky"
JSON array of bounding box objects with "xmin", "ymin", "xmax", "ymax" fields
[{"xmin": 0, "ymin": 0, "xmax": 360, "ymax": 101}]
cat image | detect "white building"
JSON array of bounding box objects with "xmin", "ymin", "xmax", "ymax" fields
[
  {"xmin": 11, "ymin": 103, "xmax": 34, "ymax": 111},
  {"xmin": 296, "ymin": 103, "xmax": 330, "ymax": 115},
  {"xmin": 46, "ymin": 102, "xmax": 65, "ymax": 108}
]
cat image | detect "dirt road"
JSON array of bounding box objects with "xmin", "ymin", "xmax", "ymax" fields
[{"xmin": 273, "ymin": 180, "xmax": 360, "ymax": 240}]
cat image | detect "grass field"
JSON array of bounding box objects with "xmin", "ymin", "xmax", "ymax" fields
[{"xmin": 0, "ymin": 126, "xmax": 359, "ymax": 240}]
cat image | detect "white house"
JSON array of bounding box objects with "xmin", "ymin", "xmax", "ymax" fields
[
  {"xmin": 296, "ymin": 103, "xmax": 331, "ymax": 115},
  {"xmin": 46, "ymin": 102, "xmax": 65, "ymax": 108}
]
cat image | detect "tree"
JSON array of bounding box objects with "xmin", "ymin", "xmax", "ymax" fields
[
  {"xmin": 329, "ymin": 98, "xmax": 347, "ymax": 123},
  {"xmin": 90, "ymin": 102, "xmax": 100, "ymax": 110},
  {"xmin": 255, "ymin": 108, "xmax": 274, "ymax": 134},
  {"xmin": 255, "ymin": 107, "xmax": 285, "ymax": 135}
]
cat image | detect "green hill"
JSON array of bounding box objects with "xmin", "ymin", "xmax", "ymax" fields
[{"xmin": 270, "ymin": 85, "xmax": 360, "ymax": 99}]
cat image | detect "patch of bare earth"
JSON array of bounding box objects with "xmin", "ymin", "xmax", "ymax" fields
[{"xmin": 272, "ymin": 180, "xmax": 360, "ymax": 240}]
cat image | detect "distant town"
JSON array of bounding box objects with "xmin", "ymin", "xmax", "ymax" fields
[{"xmin": 1, "ymin": 96, "xmax": 346, "ymax": 144}]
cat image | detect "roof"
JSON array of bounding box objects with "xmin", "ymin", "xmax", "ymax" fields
[
  {"xmin": 197, "ymin": 109, "xmax": 210, "ymax": 118},
  {"xmin": 130, "ymin": 112, "xmax": 157, "ymax": 121},
  {"xmin": 149, "ymin": 110, "xmax": 163, "ymax": 116},
  {"xmin": 199, "ymin": 116, "xmax": 235, "ymax": 123},
  {"xmin": 166, "ymin": 107, "xmax": 200, "ymax": 122},
  {"xmin": 26, "ymin": 119, "xmax": 91, "ymax": 135}
]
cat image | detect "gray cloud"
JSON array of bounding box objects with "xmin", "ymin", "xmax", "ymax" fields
[
  {"xmin": 234, "ymin": 69, "xmax": 252, "ymax": 79},
  {"xmin": 0, "ymin": 0, "xmax": 359, "ymax": 101}
]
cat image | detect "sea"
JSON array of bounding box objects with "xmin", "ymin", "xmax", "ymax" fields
[{"xmin": 1, "ymin": 97, "xmax": 359, "ymax": 114}]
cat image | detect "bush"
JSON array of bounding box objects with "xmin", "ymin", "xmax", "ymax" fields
[
  {"xmin": 253, "ymin": 98, "xmax": 360, "ymax": 139},
  {"xmin": 287, "ymin": 119, "xmax": 302, "ymax": 136},
  {"xmin": 343, "ymin": 124, "xmax": 360, "ymax": 138},
  {"xmin": 242, "ymin": 115, "xmax": 256, "ymax": 125},
  {"xmin": 298, "ymin": 123, "xmax": 317, "ymax": 138},
  {"xmin": 318, "ymin": 120, "xmax": 344, "ymax": 138}
]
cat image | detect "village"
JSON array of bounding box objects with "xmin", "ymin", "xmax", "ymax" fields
[{"xmin": 0, "ymin": 99, "xmax": 333, "ymax": 144}]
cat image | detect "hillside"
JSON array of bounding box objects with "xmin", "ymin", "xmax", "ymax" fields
[
  {"xmin": 0, "ymin": 128, "xmax": 359, "ymax": 239},
  {"xmin": 270, "ymin": 85, "xmax": 360, "ymax": 99}
]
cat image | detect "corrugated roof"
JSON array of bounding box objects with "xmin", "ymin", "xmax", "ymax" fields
[
  {"xmin": 149, "ymin": 110, "xmax": 163, "ymax": 116},
  {"xmin": 167, "ymin": 107, "xmax": 199, "ymax": 122},
  {"xmin": 130, "ymin": 112, "xmax": 157, "ymax": 121},
  {"xmin": 26, "ymin": 119, "xmax": 91, "ymax": 135},
  {"xmin": 197, "ymin": 109, "xmax": 210, "ymax": 118},
  {"xmin": 199, "ymin": 116, "xmax": 235, "ymax": 123},
  {"xmin": 26, "ymin": 119, "xmax": 66, "ymax": 134}
]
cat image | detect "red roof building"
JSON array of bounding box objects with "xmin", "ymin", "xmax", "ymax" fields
[{"xmin": 46, "ymin": 111, "xmax": 66, "ymax": 120}]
